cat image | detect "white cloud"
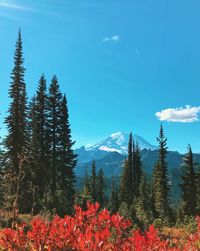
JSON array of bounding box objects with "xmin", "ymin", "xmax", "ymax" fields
[
  {"xmin": 112, "ymin": 35, "xmax": 120, "ymax": 42},
  {"xmin": 102, "ymin": 35, "xmax": 120, "ymax": 43},
  {"xmin": 155, "ymin": 105, "xmax": 200, "ymax": 123}
]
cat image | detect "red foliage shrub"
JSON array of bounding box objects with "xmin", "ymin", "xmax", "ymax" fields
[{"xmin": 0, "ymin": 202, "xmax": 199, "ymax": 251}]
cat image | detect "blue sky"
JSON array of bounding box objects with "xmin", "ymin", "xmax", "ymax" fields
[{"xmin": 1, "ymin": 0, "xmax": 200, "ymax": 153}]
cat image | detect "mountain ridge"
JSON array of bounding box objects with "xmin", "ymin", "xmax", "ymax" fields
[
  {"xmin": 74, "ymin": 131, "xmax": 200, "ymax": 177},
  {"xmin": 84, "ymin": 131, "xmax": 157, "ymax": 155}
]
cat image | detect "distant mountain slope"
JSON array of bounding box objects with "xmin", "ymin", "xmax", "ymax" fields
[
  {"xmin": 74, "ymin": 132, "xmax": 200, "ymax": 204},
  {"xmin": 75, "ymin": 148, "xmax": 200, "ymax": 177},
  {"xmin": 75, "ymin": 151, "xmax": 124, "ymax": 177},
  {"xmin": 74, "ymin": 131, "xmax": 200, "ymax": 177},
  {"xmin": 85, "ymin": 131, "xmax": 157, "ymax": 155}
]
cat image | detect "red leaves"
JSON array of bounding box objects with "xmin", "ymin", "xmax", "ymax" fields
[{"xmin": 0, "ymin": 202, "xmax": 199, "ymax": 251}]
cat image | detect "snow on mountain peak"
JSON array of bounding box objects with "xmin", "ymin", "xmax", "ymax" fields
[
  {"xmin": 111, "ymin": 131, "xmax": 124, "ymax": 138},
  {"xmin": 85, "ymin": 132, "xmax": 157, "ymax": 154},
  {"xmin": 110, "ymin": 131, "xmax": 126, "ymax": 145}
]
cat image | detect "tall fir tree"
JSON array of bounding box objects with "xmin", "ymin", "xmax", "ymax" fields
[
  {"xmin": 28, "ymin": 75, "xmax": 49, "ymax": 213},
  {"xmin": 127, "ymin": 133, "xmax": 133, "ymax": 204},
  {"xmin": 28, "ymin": 96, "xmax": 40, "ymax": 213},
  {"xmin": 152, "ymin": 124, "xmax": 171, "ymax": 220},
  {"xmin": 0, "ymin": 137, "xmax": 6, "ymax": 207},
  {"xmin": 134, "ymin": 142, "xmax": 143, "ymax": 197},
  {"xmin": 134, "ymin": 173, "xmax": 153, "ymax": 229},
  {"xmin": 109, "ymin": 176, "xmax": 119, "ymax": 214},
  {"xmin": 80, "ymin": 165, "xmax": 92, "ymax": 210},
  {"xmin": 91, "ymin": 160, "xmax": 97, "ymax": 202},
  {"xmin": 4, "ymin": 31, "xmax": 28, "ymax": 211},
  {"xmin": 96, "ymin": 168, "xmax": 106, "ymax": 207},
  {"xmin": 5, "ymin": 30, "xmax": 27, "ymax": 176},
  {"xmin": 180, "ymin": 145, "xmax": 197, "ymax": 216},
  {"xmin": 119, "ymin": 158, "xmax": 129, "ymax": 205},
  {"xmin": 47, "ymin": 75, "xmax": 63, "ymax": 195},
  {"xmin": 196, "ymin": 165, "xmax": 200, "ymax": 215},
  {"xmin": 34, "ymin": 75, "xmax": 49, "ymax": 201},
  {"xmin": 119, "ymin": 133, "xmax": 138, "ymax": 207},
  {"xmin": 58, "ymin": 94, "xmax": 77, "ymax": 215}
]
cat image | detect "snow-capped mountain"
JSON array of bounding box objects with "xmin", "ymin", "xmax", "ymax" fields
[{"xmin": 85, "ymin": 131, "xmax": 157, "ymax": 155}]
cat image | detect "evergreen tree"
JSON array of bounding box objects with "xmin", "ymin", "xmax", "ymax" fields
[
  {"xmin": 109, "ymin": 176, "xmax": 119, "ymax": 214},
  {"xmin": 80, "ymin": 166, "xmax": 92, "ymax": 210},
  {"xmin": 196, "ymin": 165, "xmax": 200, "ymax": 215},
  {"xmin": 134, "ymin": 173, "xmax": 153, "ymax": 229},
  {"xmin": 96, "ymin": 168, "xmax": 106, "ymax": 207},
  {"xmin": 152, "ymin": 125, "xmax": 171, "ymax": 220},
  {"xmin": 119, "ymin": 133, "xmax": 134, "ymax": 207},
  {"xmin": 4, "ymin": 31, "xmax": 28, "ymax": 212},
  {"xmin": 119, "ymin": 159, "xmax": 129, "ymax": 205},
  {"xmin": 91, "ymin": 160, "xmax": 97, "ymax": 202},
  {"xmin": 127, "ymin": 133, "xmax": 133, "ymax": 204},
  {"xmin": 28, "ymin": 93, "xmax": 46, "ymax": 213},
  {"xmin": 134, "ymin": 142, "xmax": 143, "ymax": 197},
  {"xmin": 139, "ymin": 173, "xmax": 150, "ymax": 212},
  {"xmin": 33, "ymin": 74, "xmax": 49, "ymax": 201},
  {"xmin": 47, "ymin": 75, "xmax": 63, "ymax": 195},
  {"xmin": 58, "ymin": 94, "xmax": 77, "ymax": 215},
  {"xmin": 0, "ymin": 137, "xmax": 6, "ymax": 207},
  {"xmin": 180, "ymin": 145, "xmax": 197, "ymax": 216}
]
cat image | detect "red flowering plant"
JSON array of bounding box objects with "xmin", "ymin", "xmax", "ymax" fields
[{"xmin": 0, "ymin": 202, "xmax": 200, "ymax": 251}]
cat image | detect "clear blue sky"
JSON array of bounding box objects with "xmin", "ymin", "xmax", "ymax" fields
[{"xmin": 1, "ymin": 0, "xmax": 200, "ymax": 153}]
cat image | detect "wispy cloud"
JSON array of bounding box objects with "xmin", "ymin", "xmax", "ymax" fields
[
  {"xmin": 135, "ymin": 48, "xmax": 140, "ymax": 54},
  {"xmin": 0, "ymin": 1, "xmax": 54, "ymax": 15},
  {"xmin": 155, "ymin": 105, "xmax": 200, "ymax": 123},
  {"xmin": 102, "ymin": 35, "xmax": 120, "ymax": 43},
  {"xmin": 0, "ymin": 2, "xmax": 33, "ymax": 11},
  {"xmin": 0, "ymin": 10, "xmax": 21, "ymax": 20}
]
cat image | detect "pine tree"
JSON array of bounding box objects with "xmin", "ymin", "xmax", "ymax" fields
[
  {"xmin": 196, "ymin": 165, "xmax": 200, "ymax": 215},
  {"xmin": 28, "ymin": 96, "xmax": 42, "ymax": 213},
  {"xmin": 127, "ymin": 133, "xmax": 133, "ymax": 204},
  {"xmin": 119, "ymin": 133, "xmax": 134, "ymax": 207},
  {"xmin": 47, "ymin": 75, "xmax": 63, "ymax": 195},
  {"xmin": 134, "ymin": 142, "xmax": 143, "ymax": 197},
  {"xmin": 0, "ymin": 137, "xmax": 6, "ymax": 207},
  {"xmin": 139, "ymin": 173, "xmax": 150, "ymax": 211},
  {"xmin": 58, "ymin": 94, "xmax": 77, "ymax": 215},
  {"xmin": 180, "ymin": 145, "xmax": 197, "ymax": 216},
  {"xmin": 34, "ymin": 75, "xmax": 49, "ymax": 201},
  {"xmin": 81, "ymin": 165, "xmax": 92, "ymax": 210},
  {"xmin": 96, "ymin": 168, "xmax": 106, "ymax": 207},
  {"xmin": 4, "ymin": 31, "xmax": 28, "ymax": 212},
  {"xmin": 109, "ymin": 176, "xmax": 119, "ymax": 214},
  {"xmin": 152, "ymin": 124, "xmax": 171, "ymax": 220},
  {"xmin": 91, "ymin": 160, "xmax": 97, "ymax": 202},
  {"xmin": 134, "ymin": 173, "xmax": 153, "ymax": 229},
  {"xmin": 28, "ymin": 75, "xmax": 49, "ymax": 213},
  {"xmin": 119, "ymin": 159, "xmax": 129, "ymax": 205}
]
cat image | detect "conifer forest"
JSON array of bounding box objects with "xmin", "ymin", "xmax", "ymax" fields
[{"xmin": 0, "ymin": 32, "xmax": 200, "ymax": 250}]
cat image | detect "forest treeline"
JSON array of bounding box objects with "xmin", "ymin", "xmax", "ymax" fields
[{"xmin": 0, "ymin": 32, "xmax": 200, "ymax": 229}]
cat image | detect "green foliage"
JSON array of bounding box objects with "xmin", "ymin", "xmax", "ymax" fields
[
  {"xmin": 118, "ymin": 201, "xmax": 131, "ymax": 219},
  {"xmin": 2, "ymin": 31, "xmax": 200, "ymax": 229},
  {"xmin": 153, "ymin": 125, "xmax": 171, "ymax": 220},
  {"xmin": 4, "ymin": 31, "xmax": 29, "ymax": 213},
  {"xmin": 180, "ymin": 145, "xmax": 197, "ymax": 216},
  {"xmin": 108, "ymin": 176, "xmax": 119, "ymax": 214},
  {"xmin": 133, "ymin": 142, "xmax": 143, "ymax": 197},
  {"xmin": 91, "ymin": 160, "xmax": 97, "ymax": 202},
  {"xmin": 96, "ymin": 168, "xmax": 107, "ymax": 207}
]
